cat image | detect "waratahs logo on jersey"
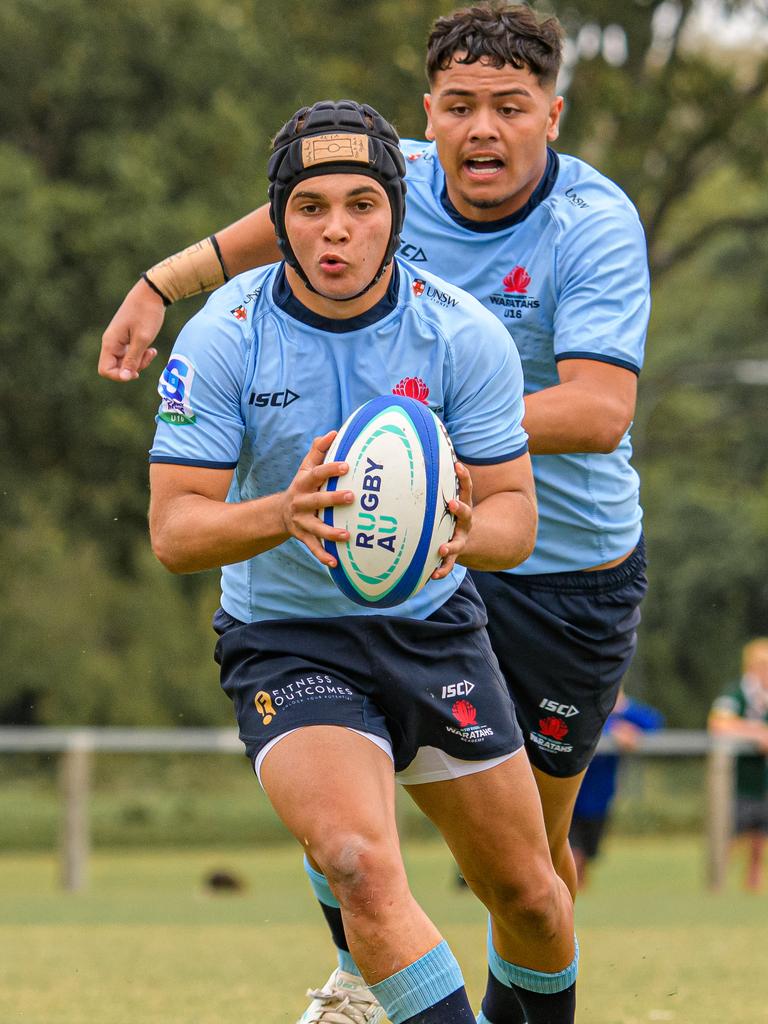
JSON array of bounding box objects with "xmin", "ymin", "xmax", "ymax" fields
[
  {"xmin": 530, "ymin": 715, "xmax": 573, "ymax": 754},
  {"xmin": 158, "ymin": 355, "xmax": 196, "ymax": 425},
  {"xmin": 393, "ymin": 377, "xmax": 430, "ymax": 404},
  {"xmin": 503, "ymin": 266, "xmax": 531, "ymax": 294},
  {"xmin": 489, "ymin": 264, "xmax": 540, "ymax": 321},
  {"xmin": 445, "ymin": 698, "xmax": 494, "ymax": 744}
]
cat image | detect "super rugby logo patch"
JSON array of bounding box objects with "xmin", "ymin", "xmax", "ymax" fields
[{"xmin": 158, "ymin": 355, "xmax": 196, "ymax": 425}]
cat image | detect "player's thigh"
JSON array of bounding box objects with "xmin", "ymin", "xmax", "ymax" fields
[
  {"xmin": 405, "ymin": 750, "xmax": 553, "ymax": 889},
  {"xmin": 261, "ymin": 725, "xmax": 399, "ymax": 852}
]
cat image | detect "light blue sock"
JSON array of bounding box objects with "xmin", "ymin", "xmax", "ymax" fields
[
  {"xmin": 369, "ymin": 940, "xmax": 467, "ymax": 1024},
  {"xmin": 487, "ymin": 926, "xmax": 579, "ymax": 993}
]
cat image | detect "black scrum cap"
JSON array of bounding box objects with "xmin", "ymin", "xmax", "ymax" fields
[{"xmin": 268, "ymin": 100, "xmax": 407, "ymax": 298}]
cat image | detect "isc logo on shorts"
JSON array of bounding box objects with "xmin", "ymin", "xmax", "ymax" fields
[
  {"xmin": 441, "ymin": 680, "xmax": 475, "ymax": 699},
  {"xmin": 539, "ymin": 698, "xmax": 580, "ymax": 717}
]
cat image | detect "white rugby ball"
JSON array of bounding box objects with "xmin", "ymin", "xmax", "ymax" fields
[{"xmin": 322, "ymin": 395, "xmax": 459, "ymax": 608}]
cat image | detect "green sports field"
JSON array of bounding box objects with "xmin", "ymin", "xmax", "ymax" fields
[{"xmin": 0, "ymin": 836, "xmax": 764, "ymax": 1024}]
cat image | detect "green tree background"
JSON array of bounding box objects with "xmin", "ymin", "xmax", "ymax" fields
[{"xmin": 1, "ymin": 0, "xmax": 766, "ymax": 728}]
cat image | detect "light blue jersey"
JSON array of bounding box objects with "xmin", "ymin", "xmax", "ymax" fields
[
  {"xmin": 150, "ymin": 258, "xmax": 528, "ymax": 623},
  {"xmin": 399, "ymin": 141, "xmax": 650, "ymax": 573}
]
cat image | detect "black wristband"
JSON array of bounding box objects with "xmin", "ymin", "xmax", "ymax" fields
[
  {"xmin": 209, "ymin": 234, "xmax": 230, "ymax": 282},
  {"xmin": 141, "ymin": 272, "xmax": 172, "ymax": 307}
]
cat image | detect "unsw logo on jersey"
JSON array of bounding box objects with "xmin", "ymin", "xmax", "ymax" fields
[
  {"xmin": 489, "ymin": 265, "xmax": 540, "ymax": 321},
  {"xmin": 158, "ymin": 355, "xmax": 196, "ymax": 425},
  {"xmin": 411, "ymin": 279, "xmax": 458, "ymax": 308},
  {"xmin": 230, "ymin": 286, "xmax": 262, "ymax": 321}
]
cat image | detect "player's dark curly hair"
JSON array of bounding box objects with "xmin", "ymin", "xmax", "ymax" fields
[{"xmin": 426, "ymin": 2, "xmax": 564, "ymax": 86}]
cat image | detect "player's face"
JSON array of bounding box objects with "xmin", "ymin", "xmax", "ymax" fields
[
  {"xmin": 424, "ymin": 57, "xmax": 563, "ymax": 223},
  {"xmin": 284, "ymin": 174, "xmax": 392, "ymax": 312}
]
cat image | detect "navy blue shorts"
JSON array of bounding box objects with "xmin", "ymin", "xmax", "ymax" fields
[
  {"xmin": 568, "ymin": 815, "xmax": 608, "ymax": 860},
  {"xmin": 213, "ymin": 576, "xmax": 523, "ymax": 774},
  {"xmin": 470, "ymin": 537, "xmax": 647, "ymax": 777}
]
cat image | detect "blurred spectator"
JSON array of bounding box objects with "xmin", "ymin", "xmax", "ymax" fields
[
  {"xmin": 708, "ymin": 638, "xmax": 768, "ymax": 891},
  {"xmin": 569, "ymin": 690, "xmax": 664, "ymax": 888}
]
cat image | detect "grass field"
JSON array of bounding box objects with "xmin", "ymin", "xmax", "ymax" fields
[{"xmin": 0, "ymin": 836, "xmax": 764, "ymax": 1024}]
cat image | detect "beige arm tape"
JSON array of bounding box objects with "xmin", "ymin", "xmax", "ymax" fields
[{"xmin": 144, "ymin": 236, "xmax": 227, "ymax": 304}]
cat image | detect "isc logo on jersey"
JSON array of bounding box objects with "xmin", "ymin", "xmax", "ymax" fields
[
  {"xmin": 158, "ymin": 355, "xmax": 196, "ymax": 426},
  {"xmin": 322, "ymin": 396, "xmax": 458, "ymax": 608}
]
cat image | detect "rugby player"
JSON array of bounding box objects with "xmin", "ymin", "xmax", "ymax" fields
[
  {"xmin": 147, "ymin": 99, "xmax": 577, "ymax": 1024},
  {"xmin": 103, "ymin": 6, "xmax": 649, "ymax": 1021}
]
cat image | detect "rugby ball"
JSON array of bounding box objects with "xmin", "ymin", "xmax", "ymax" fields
[{"xmin": 322, "ymin": 395, "xmax": 459, "ymax": 608}]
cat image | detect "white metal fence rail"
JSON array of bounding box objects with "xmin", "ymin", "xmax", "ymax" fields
[{"xmin": 0, "ymin": 727, "xmax": 758, "ymax": 891}]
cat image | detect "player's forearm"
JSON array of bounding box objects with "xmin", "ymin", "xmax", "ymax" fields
[
  {"xmin": 458, "ymin": 490, "xmax": 537, "ymax": 571},
  {"xmin": 150, "ymin": 491, "xmax": 289, "ymax": 574},
  {"xmin": 523, "ymin": 383, "xmax": 634, "ymax": 455},
  {"xmin": 215, "ymin": 204, "xmax": 281, "ymax": 276}
]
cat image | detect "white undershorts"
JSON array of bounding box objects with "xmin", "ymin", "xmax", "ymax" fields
[{"xmin": 253, "ymin": 726, "xmax": 522, "ymax": 787}]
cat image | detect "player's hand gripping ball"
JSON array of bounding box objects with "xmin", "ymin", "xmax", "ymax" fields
[{"xmin": 322, "ymin": 395, "xmax": 459, "ymax": 607}]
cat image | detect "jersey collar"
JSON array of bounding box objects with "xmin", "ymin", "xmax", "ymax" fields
[
  {"xmin": 272, "ymin": 261, "xmax": 400, "ymax": 333},
  {"xmin": 439, "ymin": 147, "xmax": 559, "ymax": 234}
]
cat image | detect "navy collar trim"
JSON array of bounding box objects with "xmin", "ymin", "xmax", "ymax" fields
[
  {"xmin": 440, "ymin": 148, "xmax": 559, "ymax": 233},
  {"xmin": 272, "ymin": 262, "xmax": 400, "ymax": 333}
]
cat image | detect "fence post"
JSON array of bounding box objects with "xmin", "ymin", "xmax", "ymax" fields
[
  {"xmin": 705, "ymin": 738, "xmax": 734, "ymax": 890},
  {"xmin": 59, "ymin": 732, "xmax": 92, "ymax": 891}
]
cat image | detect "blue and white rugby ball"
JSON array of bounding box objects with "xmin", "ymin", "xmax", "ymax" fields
[{"xmin": 323, "ymin": 395, "xmax": 459, "ymax": 608}]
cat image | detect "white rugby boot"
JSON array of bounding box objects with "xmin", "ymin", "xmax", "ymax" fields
[{"xmin": 297, "ymin": 968, "xmax": 386, "ymax": 1023}]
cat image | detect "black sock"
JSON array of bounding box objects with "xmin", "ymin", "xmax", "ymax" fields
[
  {"xmin": 401, "ymin": 987, "xmax": 476, "ymax": 1023},
  {"xmin": 481, "ymin": 967, "xmax": 576, "ymax": 1023},
  {"xmin": 480, "ymin": 968, "xmax": 527, "ymax": 1023},
  {"xmin": 318, "ymin": 899, "xmax": 349, "ymax": 951},
  {"xmin": 511, "ymin": 980, "xmax": 575, "ymax": 1024}
]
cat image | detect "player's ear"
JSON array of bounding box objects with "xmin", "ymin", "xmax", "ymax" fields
[
  {"xmin": 423, "ymin": 93, "xmax": 436, "ymax": 141},
  {"xmin": 547, "ymin": 95, "xmax": 564, "ymax": 143}
]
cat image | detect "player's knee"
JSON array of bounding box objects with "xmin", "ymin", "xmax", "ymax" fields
[
  {"xmin": 482, "ymin": 865, "xmax": 570, "ymax": 942},
  {"xmin": 310, "ymin": 833, "xmax": 405, "ymax": 913}
]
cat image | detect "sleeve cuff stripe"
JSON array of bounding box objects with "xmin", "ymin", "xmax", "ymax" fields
[
  {"xmin": 457, "ymin": 442, "xmax": 529, "ymax": 466},
  {"xmin": 149, "ymin": 456, "xmax": 238, "ymax": 469},
  {"xmin": 555, "ymin": 351, "xmax": 641, "ymax": 375}
]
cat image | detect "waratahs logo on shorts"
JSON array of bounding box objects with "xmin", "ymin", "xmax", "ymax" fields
[
  {"xmin": 530, "ymin": 716, "xmax": 573, "ymax": 754},
  {"xmin": 393, "ymin": 377, "xmax": 429, "ymax": 404},
  {"xmin": 453, "ymin": 700, "xmax": 477, "ymax": 727},
  {"xmin": 503, "ymin": 266, "xmax": 531, "ymax": 294},
  {"xmin": 489, "ymin": 264, "xmax": 540, "ymax": 319},
  {"xmin": 158, "ymin": 355, "xmax": 196, "ymax": 425},
  {"xmin": 445, "ymin": 699, "xmax": 494, "ymax": 744}
]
